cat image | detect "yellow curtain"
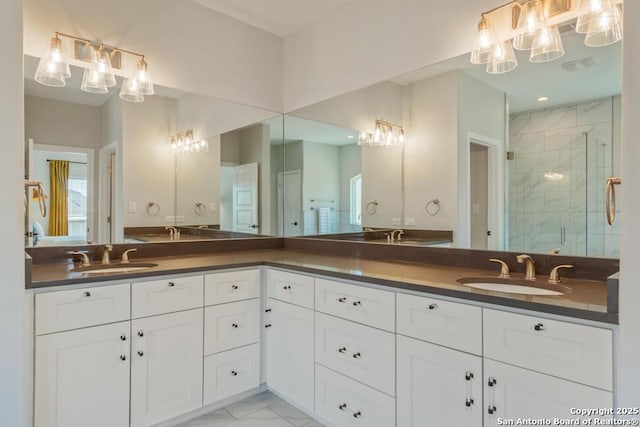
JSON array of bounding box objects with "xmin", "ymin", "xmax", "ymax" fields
[{"xmin": 48, "ymin": 160, "xmax": 69, "ymax": 236}]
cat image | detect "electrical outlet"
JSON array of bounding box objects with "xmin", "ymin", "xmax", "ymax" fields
[
  {"xmin": 405, "ymin": 218, "xmax": 415, "ymax": 226},
  {"xmin": 128, "ymin": 202, "xmax": 136, "ymax": 213},
  {"xmin": 392, "ymin": 217, "xmax": 402, "ymax": 226}
]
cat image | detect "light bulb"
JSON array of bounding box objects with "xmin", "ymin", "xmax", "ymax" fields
[
  {"xmin": 486, "ymin": 41, "xmax": 518, "ymax": 74},
  {"xmin": 471, "ymin": 16, "xmax": 497, "ymax": 64},
  {"xmin": 530, "ymin": 25, "xmax": 565, "ymax": 63},
  {"xmin": 513, "ymin": 0, "xmax": 546, "ymax": 51}
]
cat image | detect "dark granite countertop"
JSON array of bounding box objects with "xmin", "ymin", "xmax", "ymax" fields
[{"xmin": 28, "ymin": 248, "xmax": 616, "ymax": 324}]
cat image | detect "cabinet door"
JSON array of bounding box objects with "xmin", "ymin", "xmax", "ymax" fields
[
  {"xmin": 397, "ymin": 335, "xmax": 482, "ymax": 427},
  {"xmin": 484, "ymin": 359, "xmax": 613, "ymax": 427},
  {"xmin": 265, "ymin": 298, "xmax": 314, "ymax": 413},
  {"xmin": 131, "ymin": 309, "xmax": 204, "ymax": 427},
  {"xmin": 35, "ymin": 321, "xmax": 130, "ymax": 427}
]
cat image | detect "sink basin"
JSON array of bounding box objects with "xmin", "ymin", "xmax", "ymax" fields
[
  {"xmin": 71, "ymin": 263, "xmax": 158, "ymax": 274},
  {"xmin": 457, "ymin": 277, "xmax": 572, "ymax": 296}
]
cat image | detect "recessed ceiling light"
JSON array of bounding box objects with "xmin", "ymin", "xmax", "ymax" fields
[
  {"xmin": 347, "ymin": 135, "xmax": 354, "ymax": 139},
  {"xmin": 537, "ymin": 96, "xmax": 549, "ymax": 102}
]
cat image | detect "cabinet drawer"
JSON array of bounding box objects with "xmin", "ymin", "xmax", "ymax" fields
[
  {"xmin": 204, "ymin": 299, "xmax": 260, "ymax": 355},
  {"xmin": 396, "ymin": 293, "xmax": 482, "ymax": 355},
  {"xmin": 267, "ymin": 269, "xmax": 314, "ymax": 309},
  {"xmin": 315, "ymin": 364, "xmax": 396, "ymax": 427},
  {"xmin": 205, "ymin": 269, "xmax": 260, "ymax": 306},
  {"xmin": 315, "ymin": 278, "xmax": 395, "ymax": 331},
  {"xmin": 316, "ymin": 313, "xmax": 395, "ymax": 395},
  {"xmin": 204, "ymin": 343, "xmax": 260, "ymax": 405},
  {"xmin": 484, "ymin": 309, "xmax": 613, "ymax": 391},
  {"xmin": 132, "ymin": 275, "xmax": 203, "ymax": 318},
  {"xmin": 35, "ymin": 283, "xmax": 130, "ymax": 335}
]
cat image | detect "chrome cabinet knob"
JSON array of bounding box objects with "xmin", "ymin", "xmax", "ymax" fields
[
  {"xmin": 352, "ymin": 301, "xmax": 361, "ymax": 306},
  {"xmin": 337, "ymin": 297, "xmax": 347, "ymax": 303},
  {"xmin": 138, "ymin": 331, "xmax": 144, "ymax": 337},
  {"xmin": 232, "ymin": 285, "xmax": 239, "ymax": 290},
  {"xmin": 353, "ymin": 411, "xmax": 362, "ymax": 418},
  {"xmin": 338, "ymin": 347, "xmax": 347, "ymax": 353},
  {"xmin": 232, "ymin": 323, "xmax": 239, "ymax": 328},
  {"xmin": 428, "ymin": 304, "xmax": 438, "ymax": 310},
  {"xmin": 338, "ymin": 403, "xmax": 347, "ymax": 411},
  {"xmin": 352, "ymin": 352, "xmax": 361, "ymax": 359},
  {"xmin": 138, "ymin": 351, "xmax": 144, "ymax": 357},
  {"xmin": 84, "ymin": 291, "xmax": 91, "ymax": 297},
  {"xmin": 120, "ymin": 355, "xmax": 126, "ymax": 361},
  {"xmin": 120, "ymin": 334, "xmax": 126, "ymax": 341},
  {"xmin": 231, "ymin": 370, "xmax": 238, "ymax": 376},
  {"xmin": 534, "ymin": 323, "xmax": 545, "ymax": 331},
  {"xmin": 168, "ymin": 282, "xmax": 175, "ymax": 287},
  {"xmin": 283, "ymin": 285, "xmax": 291, "ymax": 290}
]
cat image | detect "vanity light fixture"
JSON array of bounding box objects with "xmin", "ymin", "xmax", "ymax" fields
[
  {"xmin": 34, "ymin": 32, "xmax": 155, "ymax": 102},
  {"xmin": 470, "ymin": 0, "xmax": 624, "ymax": 74},
  {"xmin": 171, "ymin": 130, "xmax": 209, "ymax": 154},
  {"xmin": 358, "ymin": 120, "xmax": 405, "ymax": 148}
]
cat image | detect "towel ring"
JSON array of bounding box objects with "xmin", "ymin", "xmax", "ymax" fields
[
  {"xmin": 194, "ymin": 202, "xmax": 206, "ymax": 216},
  {"xmin": 426, "ymin": 199, "xmax": 441, "ymax": 216},
  {"xmin": 146, "ymin": 201, "xmax": 160, "ymax": 216},
  {"xmin": 366, "ymin": 200, "xmax": 379, "ymax": 215}
]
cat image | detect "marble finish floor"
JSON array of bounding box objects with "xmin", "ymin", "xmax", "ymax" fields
[{"xmin": 174, "ymin": 391, "xmax": 324, "ymax": 427}]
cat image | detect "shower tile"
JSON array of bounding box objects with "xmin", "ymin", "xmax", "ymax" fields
[
  {"xmin": 577, "ymin": 99, "xmax": 612, "ymax": 125},
  {"xmin": 510, "ymin": 113, "xmax": 531, "ymax": 135},
  {"xmin": 534, "ymin": 212, "xmax": 561, "ymax": 233},
  {"xmin": 604, "ymin": 234, "xmax": 620, "ymax": 258},
  {"xmin": 544, "ymin": 191, "xmax": 571, "ymax": 213},
  {"xmin": 524, "ymin": 192, "xmax": 545, "ymax": 213},
  {"xmin": 531, "ymin": 106, "xmax": 577, "ymax": 132},
  {"xmin": 545, "ymin": 131, "xmax": 572, "ymax": 151}
]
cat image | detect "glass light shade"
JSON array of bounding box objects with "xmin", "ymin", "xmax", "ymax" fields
[
  {"xmin": 576, "ymin": 0, "xmax": 619, "ymax": 33},
  {"xmin": 357, "ymin": 131, "xmax": 371, "ymax": 146},
  {"xmin": 131, "ymin": 58, "xmax": 154, "ymax": 95},
  {"xmin": 584, "ymin": 6, "xmax": 623, "ymax": 46},
  {"xmin": 80, "ymin": 68, "xmax": 109, "ymax": 94},
  {"xmin": 384, "ymin": 128, "xmax": 396, "ymax": 147},
  {"xmin": 372, "ymin": 124, "xmax": 384, "ymax": 146},
  {"xmin": 486, "ymin": 41, "xmax": 518, "ymax": 74},
  {"xmin": 94, "ymin": 49, "xmax": 117, "ymax": 87},
  {"xmin": 397, "ymin": 129, "xmax": 405, "ymax": 146},
  {"xmin": 530, "ymin": 25, "xmax": 565, "ymax": 63},
  {"xmin": 34, "ymin": 37, "xmax": 71, "ymax": 87},
  {"xmin": 513, "ymin": 0, "xmax": 546, "ymax": 51},
  {"xmin": 119, "ymin": 77, "xmax": 144, "ymax": 102},
  {"xmin": 470, "ymin": 16, "xmax": 497, "ymax": 64}
]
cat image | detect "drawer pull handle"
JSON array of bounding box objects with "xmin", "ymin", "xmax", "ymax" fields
[
  {"xmin": 232, "ymin": 323, "xmax": 239, "ymax": 329},
  {"xmin": 120, "ymin": 355, "xmax": 126, "ymax": 361},
  {"xmin": 168, "ymin": 282, "xmax": 175, "ymax": 287},
  {"xmin": 138, "ymin": 331, "xmax": 144, "ymax": 337},
  {"xmin": 428, "ymin": 304, "xmax": 438, "ymax": 310},
  {"xmin": 265, "ymin": 324, "xmax": 272, "ymax": 328},
  {"xmin": 84, "ymin": 291, "xmax": 91, "ymax": 297},
  {"xmin": 338, "ymin": 347, "xmax": 347, "ymax": 353},
  {"xmin": 338, "ymin": 403, "xmax": 347, "ymax": 411},
  {"xmin": 488, "ymin": 405, "xmax": 497, "ymax": 415},
  {"xmin": 137, "ymin": 351, "xmax": 144, "ymax": 357},
  {"xmin": 353, "ymin": 411, "xmax": 362, "ymax": 418},
  {"xmin": 265, "ymin": 308, "xmax": 272, "ymax": 313},
  {"xmin": 231, "ymin": 285, "xmax": 239, "ymax": 290},
  {"xmin": 352, "ymin": 301, "xmax": 361, "ymax": 306},
  {"xmin": 337, "ymin": 297, "xmax": 347, "ymax": 303},
  {"xmin": 231, "ymin": 370, "xmax": 238, "ymax": 376},
  {"xmin": 534, "ymin": 323, "xmax": 545, "ymax": 331},
  {"xmin": 465, "ymin": 398, "xmax": 474, "ymax": 407},
  {"xmin": 120, "ymin": 334, "xmax": 127, "ymax": 341},
  {"xmin": 352, "ymin": 352, "xmax": 361, "ymax": 359}
]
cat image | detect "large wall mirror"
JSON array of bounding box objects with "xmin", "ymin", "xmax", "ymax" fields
[
  {"xmin": 287, "ymin": 26, "xmax": 621, "ymax": 258},
  {"xmin": 23, "ymin": 55, "xmax": 284, "ymax": 247}
]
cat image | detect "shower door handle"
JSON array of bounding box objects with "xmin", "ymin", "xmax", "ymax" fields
[
  {"xmin": 606, "ymin": 177, "xmax": 622, "ymax": 225},
  {"xmin": 560, "ymin": 226, "xmax": 566, "ymax": 246}
]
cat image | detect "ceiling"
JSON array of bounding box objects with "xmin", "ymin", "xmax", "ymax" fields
[
  {"xmin": 191, "ymin": 0, "xmax": 350, "ymax": 37},
  {"xmin": 269, "ymin": 115, "xmax": 358, "ymax": 145},
  {"xmin": 392, "ymin": 28, "xmax": 621, "ymax": 113}
]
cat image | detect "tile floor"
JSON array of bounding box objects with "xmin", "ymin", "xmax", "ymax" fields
[{"xmin": 174, "ymin": 391, "xmax": 324, "ymax": 427}]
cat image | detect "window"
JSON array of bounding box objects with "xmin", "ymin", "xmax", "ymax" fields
[
  {"xmin": 350, "ymin": 174, "xmax": 362, "ymax": 225},
  {"xmin": 68, "ymin": 177, "xmax": 88, "ymax": 237}
]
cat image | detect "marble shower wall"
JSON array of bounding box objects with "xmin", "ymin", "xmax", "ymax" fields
[{"xmin": 508, "ymin": 97, "xmax": 620, "ymax": 258}]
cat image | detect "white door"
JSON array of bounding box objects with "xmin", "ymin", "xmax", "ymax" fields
[
  {"xmin": 131, "ymin": 309, "xmax": 204, "ymax": 427},
  {"xmin": 34, "ymin": 321, "xmax": 131, "ymax": 427},
  {"xmin": 397, "ymin": 335, "xmax": 482, "ymax": 427},
  {"xmin": 484, "ymin": 359, "xmax": 613, "ymax": 426},
  {"xmin": 278, "ymin": 170, "xmax": 302, "ymax": 236},
  {"xmin": 265, "ymin": 298, "xmax": 314, "ymax": 413},
  {"xmin": 232, "ymin": 162, "xmax": 259, "ymax": 234}
]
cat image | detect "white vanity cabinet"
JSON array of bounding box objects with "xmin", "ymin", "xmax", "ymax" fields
[
  {"xmin": 265, "ymin": 270, "xmax": 316, "ymax": 413},
  {"xmin": 130, "ymin": 308, "xmax": 204, "ymax": 427},
  {"xmin": 34, "ymin": 321, "xmax": 131, "ymax": 427}
]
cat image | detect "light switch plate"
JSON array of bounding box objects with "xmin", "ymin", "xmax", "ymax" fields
[
  {"xmin": 165, "ymin": 216, "xmax": 175, "ymax": 222},
  {"xmin": 128, "ymin": 202, "xmax": 136, "ymax": 213},
  {"xmin": 392, "ymin": 217, "xmax": 402, "ymax": 226}
]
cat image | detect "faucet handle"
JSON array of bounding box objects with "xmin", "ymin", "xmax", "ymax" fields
[
  {"xmin": 548, "ymin": 265, "xmax": 573, "ymax": 284},
  {"xmin": 105, "ymin": 244, "xmax": 113, "ymax": 251},
  {"xmin": 121, "ymin": 248, "xmax": 138, "ymax": 264},
  {"xmin": 489, "ymin": 259, "xmax": 510, "ymax": 278}
]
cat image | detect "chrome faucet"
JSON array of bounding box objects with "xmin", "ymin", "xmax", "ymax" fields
[
  {"xmin": 102, "ymin": 245, "xmax": 113, "ymax": 265},
  {"xmin": 516, "ymin": 254, "xmax": 536, "ymax": 281}
]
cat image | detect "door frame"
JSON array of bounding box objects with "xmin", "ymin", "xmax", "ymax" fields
[
  {"xmin": 99, "ymin": 141, "xmax": 122, "ymax": 243},
  {"xmin": 465, "ymin": 132, "xmax": 503, "ymax": 250},
  {"xmin": 278, "ymin": 170, "xmax": 302, "ymax": 237}
]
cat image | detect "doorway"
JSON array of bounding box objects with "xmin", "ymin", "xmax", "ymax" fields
[
  {"xmin": 470, "ymin": 143, "xmax": 489, "ymax": 249},
  {"xmin": 278, "ymin": 170, "xmax": 302, "ymax": 236}
]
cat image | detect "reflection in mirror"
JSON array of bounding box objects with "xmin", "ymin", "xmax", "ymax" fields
[
  {"xmin": 23, "ymin": 54, "xmax": 284, "ymax": 247},
  {"xmin": 287, "ymin": 27, "xmax": 621, "ymax": 258}
]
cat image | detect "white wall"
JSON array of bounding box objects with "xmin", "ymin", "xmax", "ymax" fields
[
  {"xmin": 23, "ymin": 0, "xmax": 283, "ymax": 111},
  {"xmin": 121, "ymin": 95, "xmax": 177, "ymax": 227},
  {"xmin": 0, "ymin": 1, "xmax": 24, "ymax": 425},
  {"xmin": 25, "ymin": 96, "xmax": 101, "ymax": 149}
]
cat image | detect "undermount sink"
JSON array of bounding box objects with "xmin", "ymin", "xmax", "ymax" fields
[
  {"xmin": 71, "ymin": 263, "xmax": 158, "ymax": 274},
  {"xmin": 457, "ymin": 277, "xmax": 572, "ymax": 296}
]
